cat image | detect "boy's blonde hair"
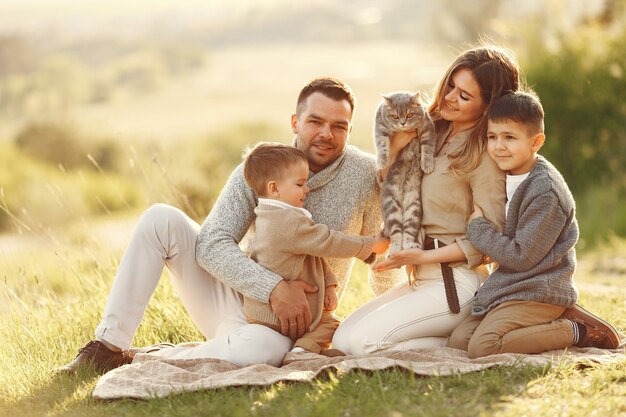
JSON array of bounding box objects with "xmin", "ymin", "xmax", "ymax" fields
[
  {"xmin": 243, "ymin": 142, "xmax": 308, "ymax": 197},
  {"xmin": 488, "ymin": 91, "xmax": 545, "ymax": 135}
]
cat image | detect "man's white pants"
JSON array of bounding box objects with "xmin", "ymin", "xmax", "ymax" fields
[{"xmin": 94, "ymin": 204, "xmax": 292, "ymax": 367}]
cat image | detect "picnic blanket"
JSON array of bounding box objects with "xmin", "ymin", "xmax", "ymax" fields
[{"xmin": 93, "ymin": 346, "xmax": 625, "ymax": 399}]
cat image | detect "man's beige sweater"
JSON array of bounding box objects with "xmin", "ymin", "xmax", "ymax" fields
[{"xmin": 244, "ymin": 203, "xmax": 374, "ymax": 331}]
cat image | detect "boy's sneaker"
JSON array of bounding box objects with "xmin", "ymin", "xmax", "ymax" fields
[
  {"xmin": 56, "ymin": 340, "xmax": 132, "ymax": 374},
  {"xmin": 562, "ymin": 304, "xmax": 621, "ymax": 349},
  {"xmin": 281, "ymin": 350, "xmax": 327, "ymax": 366},
  {"xmin": 320, "ymin": 348, "xmax": 347, "ymax": 357}
]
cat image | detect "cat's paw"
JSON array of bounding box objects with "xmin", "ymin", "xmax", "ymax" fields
[
  {"xmin": 421, "ymin": 158, "xmax": 434, "ymax": 174},
  {"xmin": 388, "ymin": 242, "xmax": 402, "ymax": 256},
  {"xmin": 403, "ymin": 241, "xmax": 421, "ymax": 250},
  {"xmin": 377, "ymin": 153, "xmax": 390, "ymax": 169}
]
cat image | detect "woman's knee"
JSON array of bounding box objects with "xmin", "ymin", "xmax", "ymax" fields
[
  {"xmin": 331, "ymin": 325, "xmax": 369, "ymax": 356},
  {"xmin": 345, "ymin": 327, "xmax": 384, "ymax": 355},
  {"xmin": 331, "ymin": 324, "xmax": 351, "ymax": 353}
]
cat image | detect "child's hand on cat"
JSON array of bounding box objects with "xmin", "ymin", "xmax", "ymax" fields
[
  {"xmin": 469, "ymin": 204, "xmax": 484, "ymax": 222},
  {"xmin": 324, "ymin": 285, "xmax": 338, "ymax": 311},
  {"xmin": 372, "ymin": 233, "xmax": 390, "ymax": 254}
]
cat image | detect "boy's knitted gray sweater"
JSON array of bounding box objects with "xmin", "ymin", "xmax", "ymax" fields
[
  {"xmin": 195, "ymin": 144, "xmax": 402, "ymax": 303},
  {"xmin": 467, "ymin": 156, "xmax": 579, "ymax": 315}
]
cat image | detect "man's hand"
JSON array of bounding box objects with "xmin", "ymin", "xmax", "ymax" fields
[
  {"xmin": 324, "ymin": 285, "xmax": 338, "ymax": 312},
  {"xmin": 269, "ymin": 280, "xmax": 318, "ymax": 339}
]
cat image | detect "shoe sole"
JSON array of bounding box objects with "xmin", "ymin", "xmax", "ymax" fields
[
  {"xmin": 281, "ymin": 353, "xmax": 327, "ymax": 366},
  {"xmin": 562, "ymin": 304, "xmax": 621, "ymax": 349}
]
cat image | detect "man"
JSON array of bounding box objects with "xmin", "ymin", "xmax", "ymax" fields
[{"xmin": 59, "ymin": 77, "xmax": 401, "ymax": 372}]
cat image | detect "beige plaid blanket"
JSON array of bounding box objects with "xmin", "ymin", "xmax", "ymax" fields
[{"xmin": 92, "ymin": 346, "xmax": 625, "ymax": 399}]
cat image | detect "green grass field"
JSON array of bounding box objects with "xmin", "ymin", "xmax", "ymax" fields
[
  {"xmin": 2, "ymin": 5, "xmax": 625, "ymax": 415},
  {"xmin": 1, "ymin": 216, "xmax": 624, "ymax": 417},
  {"xmin": 1, "ymin": 98, "xmax": 624, "ymax": 417}
]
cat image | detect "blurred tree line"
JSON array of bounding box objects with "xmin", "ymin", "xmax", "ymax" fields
[
  {"xmin": 0, "ymin": 120, "xmax": 279, "ymax": 233},
  {"xmin": 0, "ymin": 0, "xmax": 624, "ymax": 248},
  {"xmin": 521, "ymin": 0, "xmax": 626, "ymax": 246},
  {"xmin": 0, "ymin": 36, "xmax": 205, "ymax": 118}
]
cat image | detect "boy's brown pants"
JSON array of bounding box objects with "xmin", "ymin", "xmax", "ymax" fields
[
  {"xmin": 448, "ymin": 300, "xmax": 573, "ymax": 358},
  {"xmin": 293, "ymin": 312, "xmax": 341, "ymax": 353}
]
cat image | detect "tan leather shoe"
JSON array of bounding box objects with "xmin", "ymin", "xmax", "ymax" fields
[
  {"xmin": 562, "ymin": 304, "xmax": 621, "ymax": 349},
  {"xmin": 56, "ymin": 340, "xmax": 132, "ymax": 374}
]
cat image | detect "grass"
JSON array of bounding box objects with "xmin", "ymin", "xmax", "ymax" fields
[
  {"xmin": 0, "ymin": 101, "xmax": 625, "ymax": 416},
  {"xmin": 1, "ymin": 125, "xmax": 625, "ymax": 417},
  {"xmin": 1, "ymin": 216, "xmax": 625, "ymax": 417}
]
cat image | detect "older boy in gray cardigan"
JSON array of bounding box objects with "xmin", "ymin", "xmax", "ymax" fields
[{"xmin": 449, "ymin": 92, "xmax": 621, "ymax": 358}]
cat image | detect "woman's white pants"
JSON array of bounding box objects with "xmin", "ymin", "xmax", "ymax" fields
[{"xmin": 332, "ymin": 263, "xmax": 483, "ymax": 355}]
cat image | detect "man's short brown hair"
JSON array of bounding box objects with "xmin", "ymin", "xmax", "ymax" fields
[
  {"xmin": 296, "ymin": 77, "xmax": 356, "ymax": 116},
  {"xmin": 243, "ymin": 142, "xmax": 308, "ymax": 197}
]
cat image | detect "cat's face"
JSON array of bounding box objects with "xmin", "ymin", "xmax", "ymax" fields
[
  {"xmin": 292, "ymin": 92, "xmax": 353, "ymax": 173},
  {"xmin": 383, "ymin": 93, "xmax": 425, "ymax": 132}
]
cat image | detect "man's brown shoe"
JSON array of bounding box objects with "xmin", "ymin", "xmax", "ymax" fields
[
  {"xmin": 562, "ymin": 304, "xmax": 621, "ymax": 349},
  {"xmin": 56, "ymin": 340, "xmax": 132, "ymax": 374}
]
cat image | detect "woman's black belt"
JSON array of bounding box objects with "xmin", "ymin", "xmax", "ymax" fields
[{"xmin": 423, "ymin": 237, "xmax": 461, "ymax": 314}]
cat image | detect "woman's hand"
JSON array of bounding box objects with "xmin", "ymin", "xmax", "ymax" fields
[
  {"xmin": 373, "ymin": 247, "xmax": 425, "ymax": 272},
  {"xmin": 389, "ymin": 130, "xmax": 417, "ymax": 161},
  {"xmin": 379, "ymin": 131, "xmax": 418, "ymax": 181}
]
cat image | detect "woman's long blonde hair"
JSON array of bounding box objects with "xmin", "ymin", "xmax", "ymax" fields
[{"xmin": 428, "ymin": 45, "xmax": 521, "ymax": 174}]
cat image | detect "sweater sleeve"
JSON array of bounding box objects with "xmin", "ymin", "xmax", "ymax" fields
[
  {"xmin": 457, "ymin": 153, "xmax": 506, "ymax": 268},
  {"xmin": 467, "ymin": 190, "xmax": 570, "ymax": 271},
  {"xmin": 322, "ymin": 259, "xmax": 340, "ymax": 287},
  {"xmin": 195, "ymin": 165, "xmax": 283, "ymax": 302},
  {"xmin": 290, "ymin": 215, "xmax": 374, "ymax": 260}
]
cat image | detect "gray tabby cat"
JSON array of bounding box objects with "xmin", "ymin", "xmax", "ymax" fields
[{"xmin": 373, "ymin": 91, "xmax": 436, "ymax": 257}]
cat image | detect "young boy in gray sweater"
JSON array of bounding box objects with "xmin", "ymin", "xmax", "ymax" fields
[{"xmin": 449, "ymin": 91, "xmax": 621, "ymax": 358}]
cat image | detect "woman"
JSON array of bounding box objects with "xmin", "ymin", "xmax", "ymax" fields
[{"xmin": 332, "ymin": 45, "xmax": 520, "ymax": 354}]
